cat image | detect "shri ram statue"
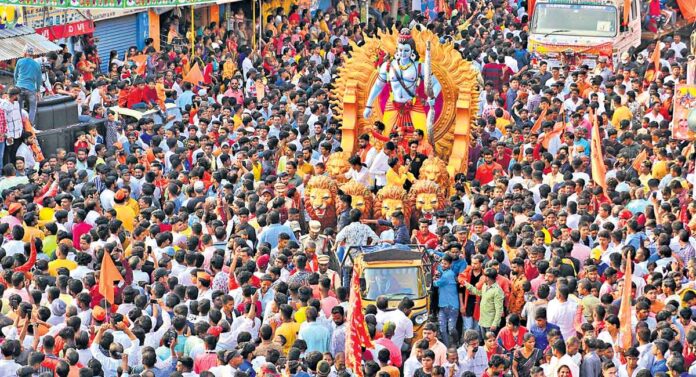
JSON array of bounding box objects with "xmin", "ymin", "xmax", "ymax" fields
[
  {"xmin": 363, "ymin": 28, "xmax": 442, "ymax": 141},
  {"xmin": 331, "ymin": 27, "xmax": 479, "ymax": 176}
]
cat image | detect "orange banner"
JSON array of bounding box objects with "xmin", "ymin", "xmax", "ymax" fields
[
  {"xmin": 677, "ymin": 0, "xmax": 696, "ymax": 22},
  {"xmin": 590, "ymin": 110, "xmax": 607, "ymax": 192},
  {"xmin": 632, "ymin": 149, "xmax": 648, "ymax": 171}
]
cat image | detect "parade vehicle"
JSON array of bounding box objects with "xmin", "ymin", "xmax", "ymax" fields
[
  {"xmin": 343, "ymin": 245, "xmax": 433, "ymax": 335},
  {"xmin": 528, "ymin": 0, "xmax": 642, "ymax": 69}
]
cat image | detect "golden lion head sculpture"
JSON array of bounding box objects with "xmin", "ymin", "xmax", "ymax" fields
[
  {"xmin": 374, "ymin": 185, "xmax": 411, "ymax": 227},
  {"xmin": 420, "ymin": 156, "xmax": 452, "ymax": 197},
  {"xmin": 304, "ymin": 175, "xmax": 339, "ymax": 229},
  {"xmin": 339, "ymin": 179, "xmax": 374, "ymax": 219},
  {"xmin": 408, "ymin": 180, "xmax": 445, "ymax": 221},
  {"xmin": 326, "ymin": 151, "xmax": 352, "ymax": 183}
]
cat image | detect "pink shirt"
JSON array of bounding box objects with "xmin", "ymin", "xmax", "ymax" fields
[
  {"xmin": 375, "ymin": 337, "xmax": 403, "ymax": 367},
  {"xmin": 72, "ymin": 222, "xmax": 93, "ymax": 247},
  {"xmin": 194, "ymin": 352, "xmax": 219, "ymax": 374}
]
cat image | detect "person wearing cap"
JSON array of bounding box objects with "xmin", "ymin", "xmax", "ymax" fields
[
  {"xmin": 317, "ymin": 254, "xmax": 341, "ymax": 290},
  {"xmin": 113, "ymin": 188, "xmax": 136, "ymax": 233}
]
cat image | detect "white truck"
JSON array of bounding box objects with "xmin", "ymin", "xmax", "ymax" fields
[{"xmin": 528, "ymin": 0, "xmax": 642, "ymax": 70}]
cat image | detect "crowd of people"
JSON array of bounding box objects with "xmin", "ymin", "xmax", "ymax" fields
[{"xmin": 0, "ymin": 0, "xmax": 694, "ymax": 376}]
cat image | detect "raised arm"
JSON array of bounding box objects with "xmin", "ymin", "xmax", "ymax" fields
[{"xmin": 363, "ymin": 63, "xmax": 388, "ymax": 119}]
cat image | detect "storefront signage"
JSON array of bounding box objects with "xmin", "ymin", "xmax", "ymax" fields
[{"xmin": 35, "ymin": 19, "xmax": 94, "ymax": 39}]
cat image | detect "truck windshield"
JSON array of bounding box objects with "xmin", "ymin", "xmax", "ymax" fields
[
  {"xmin": 531, "ymin": 4, "xmax": 618, "ymax": 37},
  {"xmin": 362, "ymin": 267, "xmax": 426, "ymax": 300}
]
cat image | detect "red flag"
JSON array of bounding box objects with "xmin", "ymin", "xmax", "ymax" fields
[
  {"xmin": 184, "ymin": 63, "xmax": 205, "ymax": 85},
  {"xmin": 345, "ymin": 265, "xmax": 373, "ymax": 377},
  {"xmin": 618, "ymin": 256, "xmax": 633, "ymax": 350},
  {"xmin": 530, "ymin": 107, "xmax": 548, "ymax": 134},
  {"xmin": 590, "ymin": 110, "xmax": 608, "ymax": 192},
  {"xmin": 528, "ymin": 0, "xmax": 536, "ymax": 20},
  {"xmin": 632, "ymin": 149, "xmax": 648, "ymax": 171},
  {"xmin": 99, "ymin": 252, "xmax": 124, "ymax": 305}
]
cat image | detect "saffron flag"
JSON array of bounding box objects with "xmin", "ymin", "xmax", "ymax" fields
[
  {"xmin": 541, "ymin": 109, "xmax": 566, "ymax": 150},
  {"xmin": 345, "ymin": 265, "xmax": 373, "ymax": 377},
  {"xmin": 540, "ymin": 121, "xmax": 565, "ymax": 150},
  {"xmin": 623, "ymin": 0, "xmax": 630, "ymax": 25},
  {"xmin": 677, "ymin": 0, "xmax": 696, "ymax": 22},
  {"xmin": 631, "ymin": 149, "xmax": 648, "ymax": 171},
  {"xmin": 99, "ymin": 252, "xmax": 124, "ymax": 305},
  {"xmin": 130, "ymin": 54, "xmax": 148, "ymax": 76},
  {"xmin": 184, "ymin": 63, "xmax": 205, "ymax": 85},
  {"xmin": 652, "ymin": 45, "xmax": 661, "ymax": 80},
  {"xmin": 530, "ymin": 107, "xmax": 548, "ymax": 134},
  {"xmin": 618, "ymin": 256, "xmax": 633, "ymax": 350},
  {"xmin": 590, "ymin": 110, "xmax": 608, "ymax": 192}
]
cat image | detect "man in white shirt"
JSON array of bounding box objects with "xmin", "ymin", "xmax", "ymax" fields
[
  {"xmin": 0, "ymin": 341, "xmax": 21, "ymax": 377},
  {"xmin": 670, "ymin": 35, "xmax": 687, "ymax": 59},
  {"xmin": 0, "ymin": 87, "xmax": 24, "ymax": 165},
  {"xmin": 381, "ymin": 299, "xmax": 415, "ymax": 351},
  {"xmin": 369, "ymin": 141, "xmax": 394, "ymax": 189},
  {"xmin": 547, "ymin": 285, "xmax": 582, "ymax": 341}
]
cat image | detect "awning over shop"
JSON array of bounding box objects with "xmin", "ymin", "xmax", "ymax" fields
[{"xmin": 0, "ymin": 26, "xmax": 61, "ymax": 61}]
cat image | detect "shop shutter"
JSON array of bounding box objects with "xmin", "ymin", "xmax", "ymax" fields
[{"xmin": 93, "ymin": 15, "xmax": 138, "ymax": 73}]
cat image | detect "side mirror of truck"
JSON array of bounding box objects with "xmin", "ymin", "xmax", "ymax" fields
[{"xmin": 425, "ymin": 271, "xmax": 432, "ymax": 289}]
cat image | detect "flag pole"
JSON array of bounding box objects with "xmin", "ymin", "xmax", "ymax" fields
[
  {"xmin": 252, "ymin": 0, "xmax": 257, "ymax": 50},
  {"xmin": 190, "ymin": 6, "xmax": 195, "ymax": 56}
]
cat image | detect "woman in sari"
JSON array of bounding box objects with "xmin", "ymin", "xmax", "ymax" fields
[{"xmin": 512, "ymin": 333, "xmax": 543, "ymax": 377}]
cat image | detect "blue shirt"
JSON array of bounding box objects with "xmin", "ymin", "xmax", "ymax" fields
[
  {"xmin": 651, "ymin": 359, "xmax": 667, "ymax": 375},
  {"xmin": 258, "ymin": 223, "xmax": 298, "ymax": 248},
  {"xmin": 177, "ymin": 90, "xmax": 195, "ymax": 110},
  {"xmin": 529, "ymin": 322, "xmax": 561, "ymax": 351},
  {"xmin": 14, "ymin": 57, "xmax": 42, "ymax": 92},
  {"xmin": 240, "ymin": 360, "xmax": 257, "ymax": 377},
  {"xmin": 575, "ymin": 138, "xmax": 591, "ymax": 157},
  {"xmin": 300, "ymin": 321, "xmax": 331, "ymax": 353},
  {"xmin": 377, "ymin": 219, "xmax": 409, "ymax": 244},
  {"xmin": 433, "ymin": 268, "xmax": 459, "ymax": 309}
]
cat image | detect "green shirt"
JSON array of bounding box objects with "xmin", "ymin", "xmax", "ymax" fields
[
  {"xmin": 581, "ymin": 294, "xmax": 601, "ymax": 323},
  {"xmin": 466, "ymin": 282, "xmax": 504, "ymax": 328}
]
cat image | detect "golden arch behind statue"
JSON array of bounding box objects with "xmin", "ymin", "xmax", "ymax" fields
[{"xmin": 331, "ymin": 28, "xmax": 480, "ymax": 177}]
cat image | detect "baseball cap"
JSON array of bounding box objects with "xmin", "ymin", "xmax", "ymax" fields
[{"xmin": 530, "ymin": 213, "xmax": 544, "ymax": 221}]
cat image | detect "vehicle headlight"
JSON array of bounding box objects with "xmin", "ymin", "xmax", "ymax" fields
[{"xmin": 414, "ymin": 312, "xmax": 428, "ymax": 325}]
